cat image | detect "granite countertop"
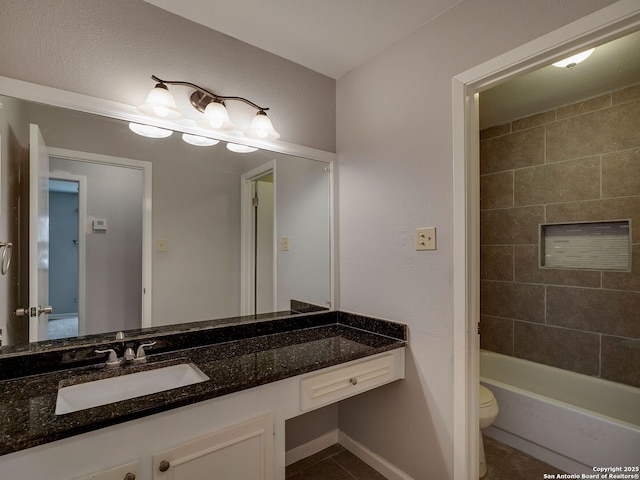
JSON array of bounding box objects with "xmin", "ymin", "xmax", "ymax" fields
[{"xmin": 0, "ymin": 311, "xmax": 406, "ymax": 456}]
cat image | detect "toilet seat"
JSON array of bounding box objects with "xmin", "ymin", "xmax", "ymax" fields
[{"xmin": 479, "ymin": 384, "xmax": 496, "ymax": 408}]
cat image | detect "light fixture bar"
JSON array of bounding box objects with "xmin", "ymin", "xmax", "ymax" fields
[{"xmin": 151, "ymin": 75, "xmax": 269, "ymax": 112}]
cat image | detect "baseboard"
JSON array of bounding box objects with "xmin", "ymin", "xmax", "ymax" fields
[
  {"xmin": 338, "ymin": 431, "xmax": 415, "ymax": 480},
  {"xmin": 285, "ymin": 429, "xmax": 339, "ymax": 466}
]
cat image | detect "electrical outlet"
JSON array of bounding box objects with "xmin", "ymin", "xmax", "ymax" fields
[
  {"xmin": 157, "ymin": 239, "xmax": 167, "ymax": 252},
  {"xmin": 281, "ymin": 237, "xmax": 290, "ymax": 251},
  {"xmin": 416, "ymin": 227, "xmax": 436, "ymax": 251}
]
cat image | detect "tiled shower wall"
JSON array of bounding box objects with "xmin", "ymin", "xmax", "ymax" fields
[{"xmin": 479, "ymin": 83, "xmax": 640, "ymax": 389}]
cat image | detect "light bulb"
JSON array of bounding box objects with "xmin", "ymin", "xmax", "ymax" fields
[
  {"xmin": 138, "ymin": 84, "xmax": 182, "ymax": 119},
  {"xmin": 245, "ymin": 111, "xmax": 280, "ymax": 140},
  {"xmin": 203, "ymin": 101, "xmax": 235, "ymax": 130}
]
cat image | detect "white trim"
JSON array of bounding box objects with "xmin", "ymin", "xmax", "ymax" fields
[
  {"xmin": 48, "ymin": 170, "xmax": 87, "ymax": 336},
  {"xmin": 284, "ymin": 429, "xmax": 339, "ymax": 466},
  {"xmin": 47, "ymin": 147, "xmax": 153, "ymax": 329},
  {"xmin": 0, "ymin": 76, "xmax": 336, "ymax": 164},
  {"xmin": 337, "ymin": 431, "xmax": 414, "ymax": 480},
  {"xmin": 452, "ymin": 2, "xmax": 640, "ymax": 479}
]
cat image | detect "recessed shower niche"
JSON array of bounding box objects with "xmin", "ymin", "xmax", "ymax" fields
[{"xmin": 540, "ymin": 220, "xmax": 631, "ymax": 271}]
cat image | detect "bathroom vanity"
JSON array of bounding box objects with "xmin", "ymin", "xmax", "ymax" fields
[{"xmin": 0, "ymin": 311, "xmax": 406, "ymax": 479}]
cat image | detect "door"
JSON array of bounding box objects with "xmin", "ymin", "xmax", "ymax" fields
[
  {"xmin": 153, "ymin": 414, "xmax": 274, "ymax": 480},
  {"xmin": 28, "ymin": 124, "xmax": 52, "ymax": 342}
]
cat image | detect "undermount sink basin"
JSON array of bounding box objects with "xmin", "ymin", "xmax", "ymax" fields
[{"xmin": 55, "ymin": 363, "xmax": 209, "ymax": 415}]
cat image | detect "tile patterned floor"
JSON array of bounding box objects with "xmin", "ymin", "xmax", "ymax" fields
[
  {"xmin": 286, "ymin": 444, "xmax": 387, "ymax": 480},
  {"xmin": 286, "ymin": 437, "xmax": 566, "ymax": 479}
]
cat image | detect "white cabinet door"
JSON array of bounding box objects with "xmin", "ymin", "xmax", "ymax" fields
[
  {"xmin": 72, "ymin": 461, "xmax": 138, "ymax": 480},
  {"xmin": 153, "ymin": 414, "xmax": 273, "ymax": 480}
]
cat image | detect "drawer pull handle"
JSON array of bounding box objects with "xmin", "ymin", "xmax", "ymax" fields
[
  {"xmin": 159, "ymin": 460, "xmax": 171, "ymax": 472},
  {"xmin": 349, "ymin": 377, "xmax": 358, "ymax": 385}
]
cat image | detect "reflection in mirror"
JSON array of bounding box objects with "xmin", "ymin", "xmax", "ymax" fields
[{"xmin": 0, "ymin": 93, "xmax": 331, "ymax": 349}]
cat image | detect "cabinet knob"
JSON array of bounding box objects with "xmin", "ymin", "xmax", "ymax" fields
[
  {"xmin": 123, "ymin": 474, "xmax": 136, "ymax": 480},
  {"xmin": 349, "ymin": 377, "xmax": 358, "ymax": 385},
  {"xmin": 159, "ymin": 460, "xmax": 171, "ymax": 472}
]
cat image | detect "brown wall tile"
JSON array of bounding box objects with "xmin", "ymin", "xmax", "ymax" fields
[
  {"xmin": 612, "ymin": 83, "xmax": 640, "ymax": 105},
  {"xmin": 603, "ymin": 245, "xmax": 640, "ymax": 291},
  {"xmin": 481, "ymin": 280, "xmax": 545, "ymax": 323},
  {"xmin": 481, "ymin": 123, "xmax": 510, "ymax": 140},
  {"xmin": 481, "ymin": 171, "xmax": 513, "ymax": 210},
  {"xmin": 546, "ymin": 100, "xmax": 640, "ymax": 161},
  {"xmin": 512, "ymin": 110, "xmax": 555, "ymax": 131},
  {"xmin": 481, "ymin": 246, "xmax": 514, "ymax": 281},
  {"xmin": 601, "ymin": 336, "xmax": 640, "ymax": 388},
  {"xmin": 481, "ymin": 206, "xmax": 544, "ymax": 245},
  {"xmin": 480, "ymin": 126, "xmax": 544, "ymax": 175},
  {"xmin": 514, "ymin": 157, "xmax": 600, "ymax": 206},
  {"xmin": 546, "ymin": 197, "xmax": 640, "ymax": 243},
  {"xmin": 514, "ymin": 322, "xmax": 600, "ymax": 376},
  {"xmin": 556, "ymin": 93, "xmax": 611, "ymax": 120},
  {"xmin": 547, "ymin": 286, "xmax": 640, "ymax": 338},
  {"xmin": 480, "ymin": 315, "xmax": 513, "ymax": 355},
  {"xmin": 515, "ymin": 245, "xmax": 601, "ymax": 287},
  {"xmin": 602, "ymin": 148, "xmax": 640, "ymax": 198}
]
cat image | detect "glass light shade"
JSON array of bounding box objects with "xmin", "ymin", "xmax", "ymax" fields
[
  {"xmin": 245, "ymin": 112, "xmax": 280, "ymax": 140},
  {"xmin": 128, "ymin": 122, "xmax": 173, "ymax": 138},
  {"xmin": 203, "ymin": 101, "xmax": 235, "ymax": 130},
  {"xmin": 226, "ymin": 143, "xmax": 258, "ymax": 153},
  {"xmin": 138, "ymin": 84, "xmax": 182, "ymax": 119},
  {"xmin": 552, "ymin": 48, "xmax": 595, "ymax": 68},
  {"xmin": 181, "ymin": 133, "xmax": 220, "ymax": 146}
]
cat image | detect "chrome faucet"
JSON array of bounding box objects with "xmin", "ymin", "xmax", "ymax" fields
[{"xmin": 96, "ymin": 341, "xmax": 156, "ymax": 368}]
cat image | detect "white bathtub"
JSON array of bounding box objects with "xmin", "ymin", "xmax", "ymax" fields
[{"xmin": 480, "ymin": 350, "xmax": 640, "ymax": 474}]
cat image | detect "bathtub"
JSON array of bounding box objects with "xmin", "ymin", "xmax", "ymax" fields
[{"xmin": 480, "ymin": 350, "xmax": 640, "ymax": 474}]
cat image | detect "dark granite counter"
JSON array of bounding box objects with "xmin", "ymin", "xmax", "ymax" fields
[{"xmin": 0, "ymin": 311, "xmax": 406, "ymax": 456}]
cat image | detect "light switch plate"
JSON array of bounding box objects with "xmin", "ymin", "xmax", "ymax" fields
[{"xmin": 416, "ymin": 227, "xmax": 436, "ymax": 251}]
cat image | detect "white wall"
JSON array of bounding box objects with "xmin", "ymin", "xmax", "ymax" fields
[{"xmin": 336, "ymin": 1, "xmax": 618, "ymax": 478}]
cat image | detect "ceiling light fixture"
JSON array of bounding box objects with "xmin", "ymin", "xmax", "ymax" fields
[
  {"xmin": 138, "ymin": 75, "xmax": 280, "ymax": 140},
  {"xmin": 552, "ymin": 48, "xmax": 595, "ymax": 69}
]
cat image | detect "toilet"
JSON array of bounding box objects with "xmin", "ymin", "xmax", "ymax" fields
[{"xmin": 478, "ymin": 384, "xmax": 499, "ymax": 478}]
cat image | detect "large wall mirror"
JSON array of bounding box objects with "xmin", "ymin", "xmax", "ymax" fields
[{"xmin": 0, "ymin": 81, "xmax": 333, "ymax": 351}]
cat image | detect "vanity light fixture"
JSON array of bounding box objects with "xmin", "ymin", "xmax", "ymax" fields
[
  {"xmin": 128, "ymin": 122, "xmax": 173, "ymax": 138},
  {"xmin": 552, "ymin": 48, "xmax": 595, "ymax": 68},
  {"xmin": 181, "ymin": 133, "xmax": 220, "ymax": 147},
  {"xmin": 139, "ymin": 75, "xmax": 280, "ymax": 140},
  {"xmin": 226, "ymin": 143, "xmax": 258, "ymax": 153}
]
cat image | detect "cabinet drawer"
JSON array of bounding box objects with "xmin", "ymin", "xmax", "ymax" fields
[{"xmin": 300, "ymin": 353, "xmax": 399, "ymax": 411}]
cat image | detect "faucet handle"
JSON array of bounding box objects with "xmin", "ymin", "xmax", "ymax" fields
[
  {"xmin": 95, "ymin": 348, "xmax": 121, "ymax": 367},
  {"xmin": 135, "ymin": 341, "xmax": 156, "ymax": 362}
]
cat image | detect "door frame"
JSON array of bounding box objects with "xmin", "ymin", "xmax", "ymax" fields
[
  {"xmin": 48, "ymin": 170, "xmax": 87, "ymax": 336},
  {"xmin": 451, "ymin": 3, "xmax": 640, "ymax": 479},
  {"xmin": 47, "ymin": 147, "xmax": 153, "ymax": 329},
  {"xmin": 240, "ymin": 160, "xmax": 276, "ymax": 316}
]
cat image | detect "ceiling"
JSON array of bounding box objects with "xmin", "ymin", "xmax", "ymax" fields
[
  {"xmin": 144, "ymin": 1, "xmax": 639, "ymax": 128},
  {"xmin": 143, "ymin": 0, "xmax": 464, "ymax": 79}
]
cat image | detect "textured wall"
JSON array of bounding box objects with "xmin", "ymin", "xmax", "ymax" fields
[
  {"xmin": 0, "ymin": 0, "xmax": 335, "ymax": 152},
  {"xmin": 480, "ymin": 83, "xmax": 640, "ymax": 389}
]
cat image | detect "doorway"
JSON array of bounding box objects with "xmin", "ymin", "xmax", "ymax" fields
[
  {"xmin": 47, "ymin": 173, "xmax": 86, "ymax": 340},
  {"xmin": 452, "ymin": 4, "xmax": 640, "ymax": 479},
  {"xmin": 241, "ymin": 161, "xmax": 276, "ymax": 316}
]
